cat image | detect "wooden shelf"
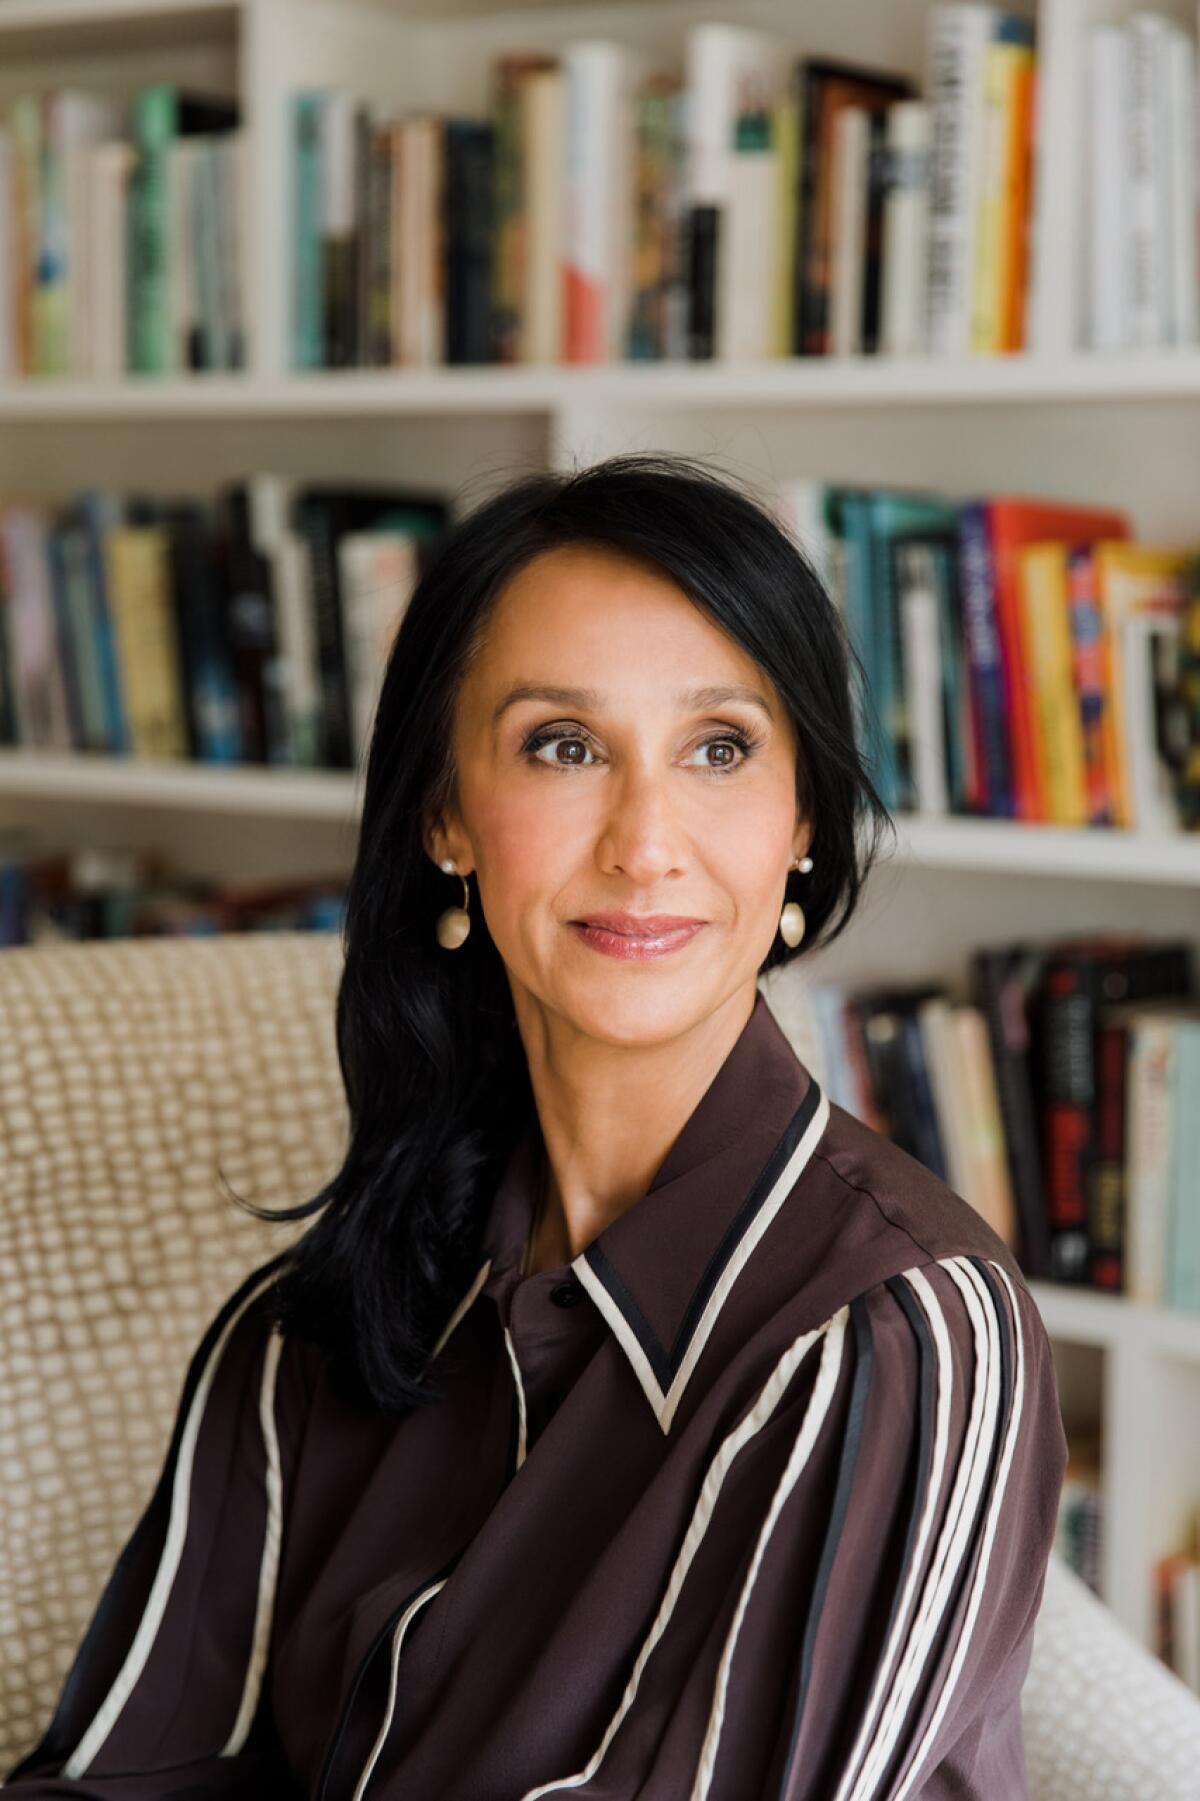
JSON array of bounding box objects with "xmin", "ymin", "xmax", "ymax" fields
[
  {"xmin": 0, "ymin": 0, "xmax": 240, "ymax": 58},
  {"xmin": 8, "ymin": 349, "xmax": 1200, "ymax": 419},
  {"xmin": 0, "ymin": 749, "xmax": 361, "ymax": 821}
]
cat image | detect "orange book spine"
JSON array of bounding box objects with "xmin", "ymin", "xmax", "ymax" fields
[
  {"xmin": 1002, "ymin": 57, "xmax": 1035, "ymax": 351},
  {"xmin": 989, "ymin": 502, "xmax": 1132, "ymax": 821}
]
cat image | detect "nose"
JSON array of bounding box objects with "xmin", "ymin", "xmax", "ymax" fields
[{"xmin": 594, "ymin": 761, "xmax": 690, "ymax": 885}]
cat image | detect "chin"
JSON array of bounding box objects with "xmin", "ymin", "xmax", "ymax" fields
[{"xmin": 555, "ymin": 980, "xmax": 723, "ymax": 1048}]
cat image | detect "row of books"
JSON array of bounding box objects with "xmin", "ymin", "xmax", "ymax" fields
[
  {"xmin": 0, "ymin": 479, "xmax": 449, "ymax": 770},
  {"xmin": 0, "ymin": 838, "xmax": 345, "ymax": 946},
  {"xmin": 291, "ymin": 3, "xmax": 1037, "ymax": 371},
  {"xmin": 805, "ymin": 931, "xmax": 1199, "ymax": 1301},
  {"xmin": 779, "ymin": 478, "xmax": 1200, "ymax": 830},
  {"xmin": 1086, "ymin": 11, "xmax": 1200, "ymax": 353},
  {"xmin": 0, "ymin": 86, "xmax": 248, "ymax": 380}
]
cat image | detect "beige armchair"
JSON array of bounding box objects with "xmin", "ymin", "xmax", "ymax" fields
[{"xmin": 2, "ymin": 933, "xmax": 1199, "ymax": 1796}]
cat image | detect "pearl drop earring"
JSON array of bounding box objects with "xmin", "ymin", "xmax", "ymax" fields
[
  {"xmin": 436, "ymin": 858, "xmax": 472, "ymax": 949},
  {"xmin": 779, "ymin": 853, "xmax": 813, "ymax": 949}
]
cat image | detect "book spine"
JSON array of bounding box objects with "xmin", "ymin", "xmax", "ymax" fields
[
  {"xmin": 970, "ymin": 948, "xmax": 1053, "ymax": 1279},
  {"xmin": 1127, "ymin": 14, "xmax": 1170, "ymax": 347},
  {"xmin": 128, "ymin": 85, "xmax": 177, "ymax": 374},
  {"xmin": 1166, "ymin": 1024, "xmax": 1200, "ymax": 1310},
  {"xmin": 956, "ymin": 501, "xmax": 1011, "ymax": 815},
  {"xmin": 1091, "ymin": 1013, "xmax": 1129, "ymax": 1290},
  {"xmin": 880, "ymin": 100, "xmax": 931, "ymax": 355},
  {"xmin": 860, "ymin": 110, "xmax": 889, "ymax": 354},
  {"xmin": 1037, "ymin": 956, "xmax": 1097, "ymax": 1283},
  {"xmin": 926, "ymin": 3, "xmax": 995, "ymax": 356},
  {"xmin": 292, "ymin": 93, "xmax": 324, "ymax": 369}
]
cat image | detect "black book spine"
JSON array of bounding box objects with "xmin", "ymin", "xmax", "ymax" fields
[
  {"xmin": 293, "ymin": 499, "xmax": 352, "ymax": 769},
  {"xmin": 446, "ymin": 121, "xmax": 495, "ymax": 365},
  {"xmin": 685, "ymin": 203, "xmax": 719, "ymax": 359},
  {"xmin": 970, "ymin": 947, "xmax": 1054, "ymax": 1281},
  {"xmin": 861, "ymin": 110, "xmax": 889, "ymax": 354}
]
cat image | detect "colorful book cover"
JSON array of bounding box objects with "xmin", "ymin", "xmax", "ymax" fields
[{"xmin": 978, "ymin": 497, "xmax": 1132, "ymax": 818}]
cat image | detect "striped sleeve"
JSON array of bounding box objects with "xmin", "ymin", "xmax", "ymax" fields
[
  {"xmin": 706, "ymin": 1253, "xmax": 1069, "ymax": 1801},
  {"xmin": 3, "ymin": 1253, "xmax": 310, "ymax": 1799}
]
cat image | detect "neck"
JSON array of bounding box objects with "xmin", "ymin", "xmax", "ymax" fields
[{"xmin": 512, "ymin": 980, "xmax": 760, "ymax": 1271}]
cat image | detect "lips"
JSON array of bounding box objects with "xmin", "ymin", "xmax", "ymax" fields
[
  {"xmin": 571, "ymin": 913, "xmax": 705, "ymax": 938},
  {"xmin": 569, "ymin": 916, "xmax": 707, "ymax": 961}
]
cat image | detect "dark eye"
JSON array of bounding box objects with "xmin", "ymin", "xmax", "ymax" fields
[
  {"xmin": 689, "ymin": 730, "xmax": 758, "ymax": 773},
  {"xmin": 525, "ymin": 730, "xmax": 594, "ymax": 768}
]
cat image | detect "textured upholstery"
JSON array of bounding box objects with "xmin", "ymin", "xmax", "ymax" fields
[
  {"xmin": 2, "ymin": 938, "xmax": 1199, "ymax": 1794},
  {"xmin": 0, "ymin": 932, "xmax": 344, "ymax": 1770}
]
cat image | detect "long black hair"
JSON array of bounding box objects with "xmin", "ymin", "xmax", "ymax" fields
[{"xmin": 241, "ymin": 453, "xmax": 894, "ymax": 1417}]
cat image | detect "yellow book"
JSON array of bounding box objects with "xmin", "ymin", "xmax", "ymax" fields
[
  {"xmin": 973, "ymin": 41, "xmax": 1031, "ymax": 354},
  {"xmin": 1094, "ymin": 542, "xmax": 1196, "ymax": 828},
  {"xmin": 103, "ymin": 527, "xmax": 189, "ymax": 760},
  {"xmin": 1019, "ymin": 541, "xmax": 1088, "ymax": 824}
]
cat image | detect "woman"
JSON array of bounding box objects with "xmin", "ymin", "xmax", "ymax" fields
[{"xmin": 5, "ymin": 453, "xmax": 1068, "ymax": 1800}]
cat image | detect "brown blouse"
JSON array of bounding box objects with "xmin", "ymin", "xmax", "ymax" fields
[{"xmin": 4, "ymin": 988, "xmax": 1069, "ymax": 1799}]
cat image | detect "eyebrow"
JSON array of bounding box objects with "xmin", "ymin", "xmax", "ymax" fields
[{"xmin": 491, "ymin": 682, "xmax": 776, "ymax": 733}]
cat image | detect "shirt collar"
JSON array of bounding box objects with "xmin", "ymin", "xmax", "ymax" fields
[{"xmin": 437, "ymin": 988, "xmax": 829, "ymax": 1434}]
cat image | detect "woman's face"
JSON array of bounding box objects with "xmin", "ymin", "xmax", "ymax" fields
[{"xmin": 429, "ymin": 543, "xmax": 808, "ymax": 1046}]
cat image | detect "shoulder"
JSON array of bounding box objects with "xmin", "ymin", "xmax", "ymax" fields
[
  {"xmin": 760, "ymin": 1094, "xmax": 1066, "ymax": 1493},
  {"xmin": 793, "ymin": 1092, "xmax": 1030, "ymax": 1297}
]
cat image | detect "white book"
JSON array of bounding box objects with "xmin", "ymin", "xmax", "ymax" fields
[
  {"xmin": 683, "ymin": 21, "xmax": 781, "ymax": 356},
  {"xmin": 1087, "ymin": 26, "xmax": 1130, "ymax": 350},
  {"xmin": 44, "ymin": 90, "xmax": 123, "ymax": 375},
  {"xmin": 1163, "ymin": 20, "xmax": 1197, "ymax": 345},
  {"xmin": 248, "ymin": 473, "xmax": 321, "ymax": 768},
  {"xmin": 88, "ymin": 141, "xmax": 134, "ymax": 378},
  {"xmin": 683, "ymin": 22, "xmax": 780, "ymax": 206},
  {"xmin": 233, "ymin": 126, "xmax": 252, "ymax": 370},
  {"xmin": 898, "ymin": 541, "xmax": 950, "ymax": 816},
  {"xmin": 880, "ymin": 99, "xmax": 932, "ymax": 356},
  {"xmin": 322, "ymin": 89, "xmax": 355, "ymax": 238},
  {"xmin": 720, "ymin": 124, "xmax": 780, "ymax": 359},
  {"xmin": 168, "ymin": 139, "xmax": 198, "ymax": 375},
  {"xmin": 925, "ymin": 2, "xmax": 1000, "ymax": 356},
  {"xmin": 524, "ymin": 68, "xmax": 566, "ymax": 363},
  {"xmin": 563, "ymin": 41, "xmax": 644, "ymax": 363},
  {"xmin": 214, "ymin": 133, "xmax": 242, "ymax": 370},
  {"xmin": 830, "ymin": 106, "xmax": 869, "ymax": 356},
  {"xmin": 1127, "ymin": 12, "xmax": 1173, "ymax": 347},
  {"xmin": 1125, "ymin": 1012, "xmax": 1177, "ymax": 1304},
  {"xmin": 338, "ymin": 531, "xmax": 420, "ymax": 766},
  {"xmin": 65, "ymin": 141, "xmax": 94, "ymax": 374}
]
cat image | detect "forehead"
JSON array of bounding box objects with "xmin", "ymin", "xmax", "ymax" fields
[{"xmin": 475, "ymin": 545, "xmax": 765, "ymax": 686}]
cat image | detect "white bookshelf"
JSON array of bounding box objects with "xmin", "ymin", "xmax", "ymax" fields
[{"xmin": 2, "ymin": 0, "xmax": 1199, "ymax": 1662}]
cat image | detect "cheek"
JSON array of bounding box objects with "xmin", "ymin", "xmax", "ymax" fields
[
  {"xmin": 478, "ymin": 791, "xmax": 568, "ymax": 888},
  {"xmin": 713, "ymin": 807, "xmax": 793, "ymax": 904}
]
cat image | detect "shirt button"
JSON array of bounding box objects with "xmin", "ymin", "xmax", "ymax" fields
[{"xmin": 550, "ymin": 1279, "xmax": 584, "ymax": 1308}]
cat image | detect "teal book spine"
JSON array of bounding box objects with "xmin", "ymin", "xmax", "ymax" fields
[
  {"xmin": 292, "ymin": 92, "xmax": 325, "ymax": 369},
  {"xmin": 835, "ymin": 490, "xmax": 888, "ymax": 804},
  {"xmin": 1166, "ymin": 1020, "xmax": 1200, "ymax": 1312},
  {"xmin": 868, "ymin": 494, "xmax": 962, "ymax": 813}
]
